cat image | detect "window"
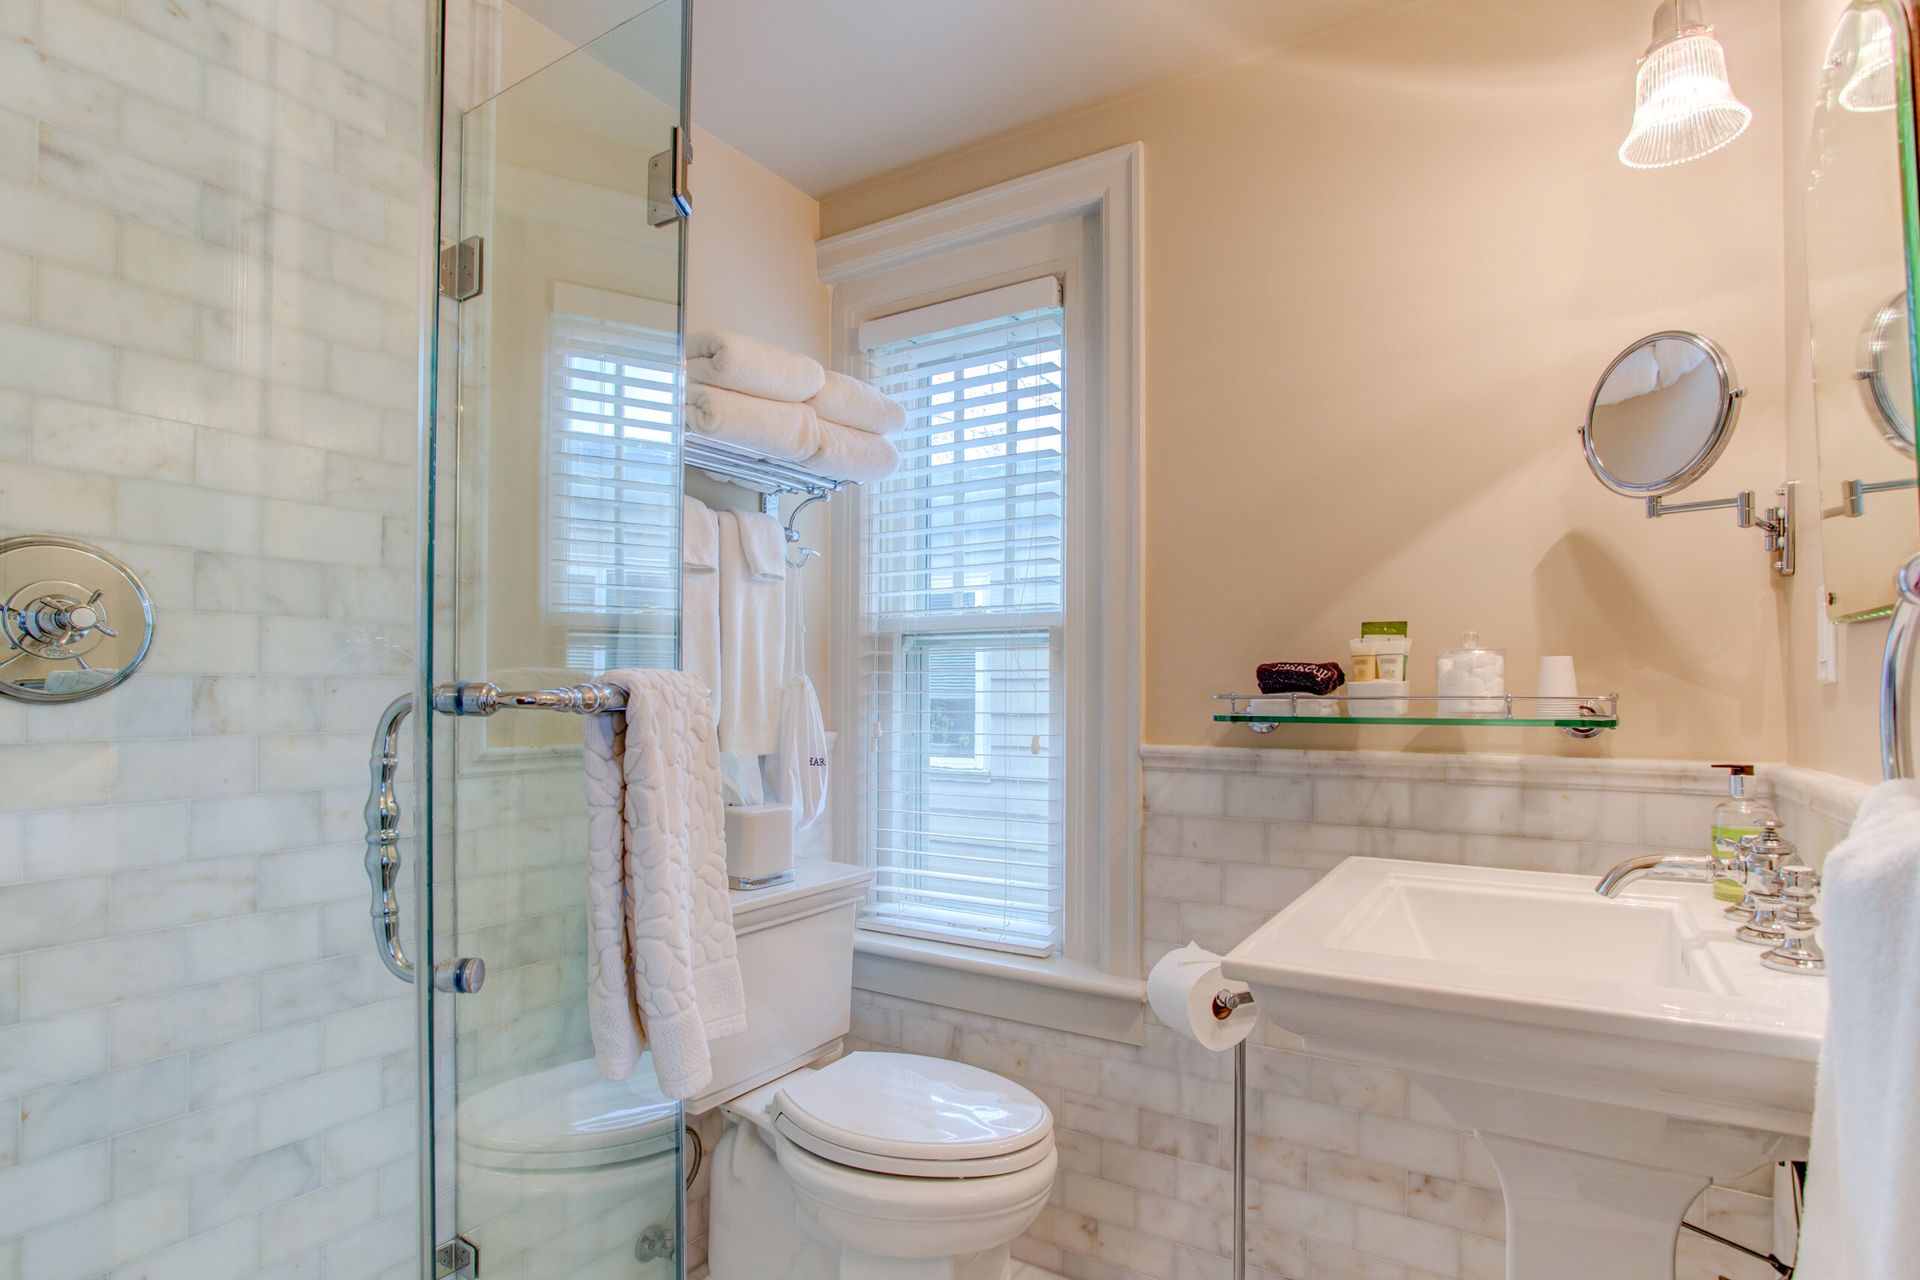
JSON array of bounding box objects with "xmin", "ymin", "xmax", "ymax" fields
[
  {"xmin": 544, "ymin": 284, "xmax": 681, "ymax": 669},
  {"xmin": 823, "ymin": 146, "xmax": 1143, "ymax": 1035},
  {"xmin": 857, "ymin": 279, "xmax": 1067, "ymax": 956}
]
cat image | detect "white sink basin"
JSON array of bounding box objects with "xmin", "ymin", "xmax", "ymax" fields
[{"xmin": 1224, "ymin": 857, "xmax": 1827, "ymax": 1280}]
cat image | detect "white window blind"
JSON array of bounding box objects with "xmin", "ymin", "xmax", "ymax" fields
[
  {"xmin": 545, "ymin": 307, "xmax": 681, "ymax": 668},
  {"xmin": 857, "ymin": 280, "xmax": 1067, "ymax": 956}
]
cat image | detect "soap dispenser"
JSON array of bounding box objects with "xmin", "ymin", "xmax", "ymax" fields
[{"xmin": 1710, "ymin": 764, "xmax": 1777, "ymax": 908}]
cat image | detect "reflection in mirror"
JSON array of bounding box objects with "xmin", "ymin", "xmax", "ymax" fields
[
  {"xmin": 457, "ymin": 3, "xmax": 686, "ymax": 751},
  {"xmin": 1807, "ymin": 1, "xmax": 1920, "ymax": 622},
  {"xmin": 1857, "ymin": 290, "xmax": 1916, "ymax": 455},
  {"xmin": 1584, "ymin": 332, "xmax": 1741, "ymax": 497}
]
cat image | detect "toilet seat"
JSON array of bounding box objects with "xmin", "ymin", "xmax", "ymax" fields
[{"xmin": 772, "ymin": 1051, "xmax": 1053, "ymax": 1178}]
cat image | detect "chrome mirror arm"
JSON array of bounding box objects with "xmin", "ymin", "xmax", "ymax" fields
[{"xmin": 1644, "ymin": 481, "xmax": 1796, "ymax": 576}]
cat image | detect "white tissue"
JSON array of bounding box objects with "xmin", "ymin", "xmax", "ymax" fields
[{"xmin": 1147, "ymin": 942, "xmax": 1257, "ymax": 1052}]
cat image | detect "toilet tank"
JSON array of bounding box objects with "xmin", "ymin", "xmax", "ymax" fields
[{"xmin": 685, "ymin": 859, "xmax": 873, "ymax": 1114}]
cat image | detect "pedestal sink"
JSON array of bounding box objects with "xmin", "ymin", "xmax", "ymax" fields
[{"xmin": 1223, "ymin": 858, "xmax": 1826, "ymax": 1280}]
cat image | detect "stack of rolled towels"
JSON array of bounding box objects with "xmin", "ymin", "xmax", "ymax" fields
[{"xmin": 686, "ymin": 330, "xmax": 904, "ymax": 483}]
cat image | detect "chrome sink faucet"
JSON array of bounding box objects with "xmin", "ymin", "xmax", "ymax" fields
[{"xmin": 1593, "ymin": 821, "xmax": 1824, "ymax": 975}]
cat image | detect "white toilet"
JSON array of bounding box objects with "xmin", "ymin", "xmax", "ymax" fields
[{"xmin": 696, "ymin": 860, "xmax": 1059, "ymax": 1280}]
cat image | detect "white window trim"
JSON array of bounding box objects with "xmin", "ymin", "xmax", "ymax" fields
[{"xmin": 819, "ymin": 144, "xmax": 1145, "ymax": 1043}]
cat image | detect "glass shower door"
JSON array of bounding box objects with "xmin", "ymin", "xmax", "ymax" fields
[{"xmin": 427, "ymin": 5, "xmax": 689, "ymax": 1276}]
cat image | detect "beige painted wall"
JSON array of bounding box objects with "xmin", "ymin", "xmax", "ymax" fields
[{"xmin": 818, "ymin": 0, "xmax": 1827, "ymax": 764}]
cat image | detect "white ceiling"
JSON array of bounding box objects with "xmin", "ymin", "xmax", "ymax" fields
[{"xmin": 513, "ymin": 0, "xmax": 1418, "ymax": 198}]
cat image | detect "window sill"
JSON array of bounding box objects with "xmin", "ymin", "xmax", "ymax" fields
[{"xmin": 852, "ymin": 930, "xmax": 1147, "ymax": 1046}]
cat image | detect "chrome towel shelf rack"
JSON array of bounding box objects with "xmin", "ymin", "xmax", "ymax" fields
[{"xmin": 683, "ymin": 431, "xmax": 846, "ymax": 545}]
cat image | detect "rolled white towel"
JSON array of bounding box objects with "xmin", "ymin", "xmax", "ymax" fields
[
  {"xmin": 686, "ymin": 384, "xmax": 823, "ymax": 463},
  {"xmin": 687, "ymin": 330, "xmax": 825, "ymax": 403},
  {"xmin": 805, "ymin": 418, "xmax": 902, "ymax": 483},
  {"xmin": 807, "ymin": 371, "xmax": 906, "ymax": 436}
]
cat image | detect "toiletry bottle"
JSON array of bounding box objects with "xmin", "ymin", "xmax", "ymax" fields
[
  {"xmin": 1709, "ymin": 764, "xmax": 1776, "ymax": 905},
  {"xmin": 1362, "ymin": 621, "xmax": 1410, "ymax": 682}
]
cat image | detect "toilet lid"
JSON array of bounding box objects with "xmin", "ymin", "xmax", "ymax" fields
[
  {"xmin": 773, "ymin": 1052, "xmax": 1053, "ymax": 1175},
  {"xmin": 458, "ymin": 1057, "xmax": 682, "ymax": 1171}
]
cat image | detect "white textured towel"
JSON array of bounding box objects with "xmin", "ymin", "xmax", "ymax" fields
[
  {"xmin": 1797, "ymin": 780, "xmax": 1920, "ymax": 1280},
  {"xmin": 687, "ymin": 329, "xmax": 825, "ymax": 403},
  {"xmin": 583, "ymin": 669, "xmax": 746, "ymax": 1099},
  {"xmin": 807, "ymin": 370, "xmax": 906, "ymax": 436},
  {"xmin": 681, "ymin": 497, "xmax": 721, "ymax": 722},
  {"xmin": 686, "ymin": 384, "xmax": 823, "ymax": 463},
  {"xmin": 718, "ymin": 510, "xmax": 786, "ymax": 758},
  {"xmin": 807, "ymin": 418, "xmax": 903, "ymax": 483}
]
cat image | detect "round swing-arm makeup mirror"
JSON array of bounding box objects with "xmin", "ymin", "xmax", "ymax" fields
[
  {"xmin": 1856, "ymin": 289, "xmax": 1917, "ymax": 457},
  {"xmin": 1582, "ymin": 331, "xmax": 1745, "ymax": 497}
]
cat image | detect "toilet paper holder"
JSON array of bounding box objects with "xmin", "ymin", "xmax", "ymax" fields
[{"xmin": 1212, "ymin": 988, "xmax": 1255, "ymax": 1020}]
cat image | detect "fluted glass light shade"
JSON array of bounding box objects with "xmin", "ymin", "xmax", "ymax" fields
[
  {"xmin": 1618, "ymin": 0, "xmax": 1752, "ymax": 169},
  {"xmin": 1839, "ymin": 9, "xmax": 1897, "ymax": 113}
]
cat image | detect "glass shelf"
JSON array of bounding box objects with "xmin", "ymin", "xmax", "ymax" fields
[{"xmin": 1213, "ymin": 693, "xmax": 1619, "ymax": 734}]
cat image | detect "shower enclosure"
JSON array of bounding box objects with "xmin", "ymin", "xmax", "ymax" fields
[
  {"xmin": 424, "ymin": 3, "xmax": 690, "ymax": 1277},
  {"xmin": 0, "ymin": 0, "xmax": 690, "ymax": 1276}
]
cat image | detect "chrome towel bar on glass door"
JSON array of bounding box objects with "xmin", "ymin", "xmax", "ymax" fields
[
  {"xmin": 430, "ymin": 679, "xmax": 629, "ymax": 717},
  {"xmin": 361, "ymin": 680, "xmax": 632, "ymax": 988}
]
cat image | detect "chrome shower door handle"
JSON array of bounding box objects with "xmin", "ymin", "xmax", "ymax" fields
[
  {"xmin": 362, "ymin": 693, "xmax": 490, "ymax": 991},
  {"xmin": 365, "ymin": 694, "xmax": 416, "ymax": 983}
]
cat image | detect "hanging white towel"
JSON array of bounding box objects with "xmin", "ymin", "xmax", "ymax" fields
[
  {"xmin": 806, "ymin": 418, "xmax": 903, "ymax": 483},
  {"xmin": 686, "ymin": 384, "xmax": 824, "ymax": 463},
  {"xmin": 772, "ymin": 548, "xmax": 829, "ymax": 831},
  {"xmin": 717, "ymin": 510, "xmax": 786, "ymax": 759},
  {"xmin": 1796, "ymin": 779, "xmax": 1920, "ymax": 1280},
  {"xmin": 686, "ymin": 329, "xmax": 825, "ymax": 403},
  {"xmin": 681, "ymin": 497, "xmax": 721, "ymax": 722},
  {"xmin": 734, "ymin": 509, "xmax": 787, "ymax": 583},
  {"xmin": 807, "ymin": 370, "xmax": 906, "ymax": 436},
  {"xmin": 583, "ymin": 669, "xmax": 746, "ymax": 1099}
]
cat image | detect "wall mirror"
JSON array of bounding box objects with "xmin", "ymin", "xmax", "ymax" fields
[
  {"xmin": 1806, "ymin": 0, "xmax": 1920, "ymax": 622},
  {"xmin": 1582, "ymin": 331, "xmax": 1796, "ymax": 575},
  {"xmin": 1583, "ymin": 331, "xmax": 1743, "ymax": 497}
]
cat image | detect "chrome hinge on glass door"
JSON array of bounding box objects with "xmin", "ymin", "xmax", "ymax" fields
[
  {"xmin": 435, "ymin": 1237, "xmax": 478, "ymax": 1279},
  {"xmin": 438, "ymin": 236, "xmax": 484, "ymax": 300},
  {"xmin": 648, "ymin": 125, "xmax": 691, "ymax": 226}
]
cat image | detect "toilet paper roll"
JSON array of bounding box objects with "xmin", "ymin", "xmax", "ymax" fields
[{"xmin": 1147, "ymin": 942, "xmax": 1257, "ymax": 1052}]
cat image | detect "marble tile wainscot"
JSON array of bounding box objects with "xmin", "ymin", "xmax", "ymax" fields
[{"xmin": 839, "ymin": 747, "xmax": 1867, "ymax": 1280}]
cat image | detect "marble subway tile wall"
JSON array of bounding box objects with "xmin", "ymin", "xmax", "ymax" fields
[
  {"xmin": 845, "ymin": 748, "xmax": 1863, "ymax": 1280},
  {"xmin": 0, "ymin": 1, "xmax": 428, "ymax": 1277}
]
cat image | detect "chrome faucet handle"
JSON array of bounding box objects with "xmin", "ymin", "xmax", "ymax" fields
[
  {"xmin": 1733, "ymin": 836, "xmax": 1790, "ymax": 946},
  {"xmin": 1726, "ymin": 824, "xmax": 1797, "ymax": 926},
  {"xmin": 1762, "ymin": 866, "xmax": 1826, "ymax": 975}
]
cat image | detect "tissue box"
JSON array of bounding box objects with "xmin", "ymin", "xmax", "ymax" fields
[{"xmin": 724, "ymin": 803, "xmax": 794, "ymax": 888}]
